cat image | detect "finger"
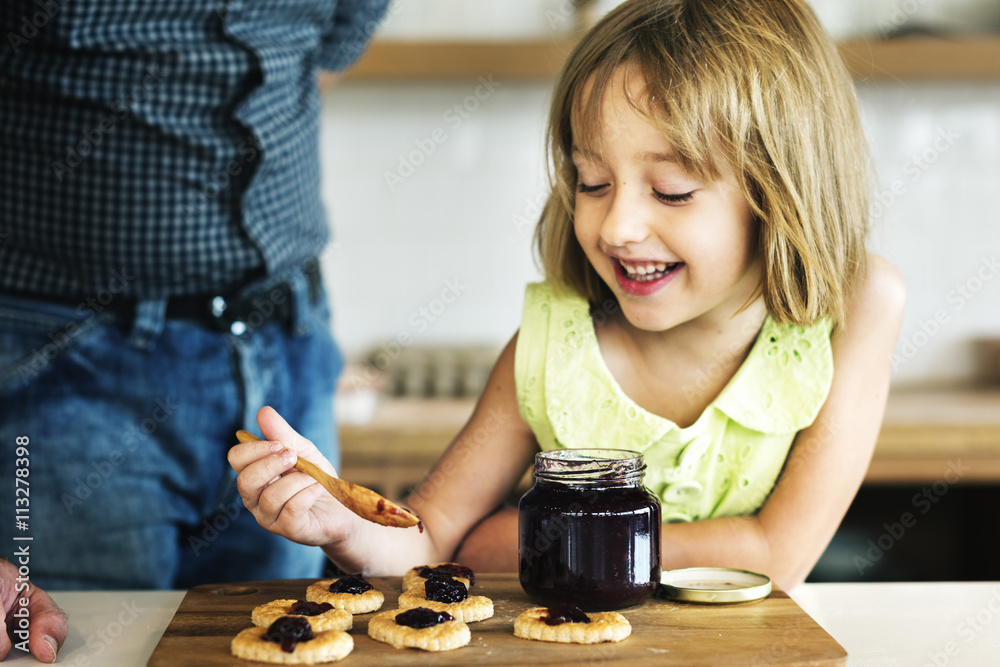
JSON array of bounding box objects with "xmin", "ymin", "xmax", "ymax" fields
[
  {"xmin": 278, "ymin": 483, "xmax": 352, "ymax": 544},
  {"xmin": 0, "ymin": 614, "xmax": 10, "ymax": 662},
  {"xmin": 257, "ymin": 406, "xmax": 313, "ymax": 453},
  {"xmin": 0, "ymin": 560, "xmax": 18, "ymax": 661},
  {"xmin": 235, "ymin": 449, "xmax": 298, "ymax": 511},
  {"xmin": 255, "ymin": 471, "xmax": 323, "ymax": 527},
  {"xmin": 257, "ymin": 406, "xmax": 338, "ymax": 477},
  {"xmin": 25, "ymin": 586, "xmax": 68, "ymax": 664},
  {"xmin": 227, "ymin": 438, "xmax": 283, "ymax": 474}
]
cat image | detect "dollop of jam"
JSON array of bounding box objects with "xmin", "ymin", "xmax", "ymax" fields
[
  {"xmin": 329, "ymin": 573, "xmax": 373, "ymax": 595},
  {"xmin": 288, "ymin": 600, "xmax": 333, "ymax": 616},
  {"xmin": 395, "ymin": 607, "xmax": 454, "ymax": 629},
  {"xmin": 543, "ymin": 603, "xmax": 591, "ymax": 626},
  {"xmin": 263, "ymin": 616, "xmax": 313, "ymax": 653},
  {"xmin": 418, "ymin": 563, "xmax": 475, "ymax": 586},
  {"xmin": 424, "ymin": 574, "xmax": 468, "ymax": 603}
]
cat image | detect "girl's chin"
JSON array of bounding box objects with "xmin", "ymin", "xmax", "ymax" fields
[{"xmin": 614, "ymin": 304, "xmax": 684, "ymax": 334}]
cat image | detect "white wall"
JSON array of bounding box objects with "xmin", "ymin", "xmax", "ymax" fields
[
  {"xmin": 318, "ymin": 80, "xmax": 549, "ymax": 358},
  {"xmin": 319, "ymin": 2, "xmax": 1000, "ymax": 387},
  {"xmin": 859, "ymin": 81, "xmax": 1000, "ymax": 383}
]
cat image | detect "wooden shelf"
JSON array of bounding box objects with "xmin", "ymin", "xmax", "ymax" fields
[
  {"xmin": 342, "ymin": 39, "xmax": 577, "ymax": 81},
  {"xmin": 838, "ymin": 35, "xmax": 1000, "ymax": 80},
  {"xmin": 330, "ymin": 36, "xmax": 1000, "ymax": 82}
]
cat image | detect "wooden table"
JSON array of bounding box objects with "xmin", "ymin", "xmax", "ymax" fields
[
  {"xmin": 340, "ymin": 387, "xmax": 1000, "ymax": 499},
  {"xmin": 146, "ymin": 574, "xmax": 845, "ymax": 666},
  {"xmin": 18, "ymin": 582, "xmax": 1000, "ymax": 666}
]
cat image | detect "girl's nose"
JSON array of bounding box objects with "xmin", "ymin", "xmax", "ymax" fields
[{"xmin": 600, "ymin": 187, "xmax": 650, "ymax": 248}]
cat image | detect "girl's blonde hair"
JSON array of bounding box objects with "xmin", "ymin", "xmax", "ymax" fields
[{"xmin": 535, "ymin": 0, "xmax": 869, "ymax": 327}]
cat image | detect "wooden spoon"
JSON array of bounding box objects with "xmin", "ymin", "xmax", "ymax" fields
[{"xmin": 235, "ymin": 430, "xmax": 421, "ymax": 529}]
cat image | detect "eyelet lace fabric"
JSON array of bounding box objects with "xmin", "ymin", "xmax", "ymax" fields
[{"xmin": 514, "ymin": 282, "xmax": 834, "ymax": 521}]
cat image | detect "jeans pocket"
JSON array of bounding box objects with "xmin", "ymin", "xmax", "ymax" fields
[{"xmin": 0, "ymin": 295, "xmax": 110, "ymax": 394}]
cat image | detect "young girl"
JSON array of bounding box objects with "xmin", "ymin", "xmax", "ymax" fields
[{"xmin": 229, "ymin": 0, "xmax": 904, "ymax": 590}]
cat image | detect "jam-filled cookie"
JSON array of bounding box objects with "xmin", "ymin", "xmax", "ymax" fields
[
  {"xmin": 367, "ymin": 607, "xmax": 470, "ymax": 652},
  {"xmin": 402, "ymin": 562, "xmax": 475, "ymax": 590},
  {"xmin": 397, "ymin": 574, "xmax": 493, "ymax": 623},
  {"xmin": 305, "ymin": 573, "xmax": 384, "ymax": 614},
  {"xmin": 513, "ymin": 603, "xmax": 631, "ymax": 644},
  {"xmin": 231, "ymin": 616, "xmax": 353, "ymax": 664},
  {"xmin": 251, "ymin": 599, "xmax": 352, "ymax": 632}
]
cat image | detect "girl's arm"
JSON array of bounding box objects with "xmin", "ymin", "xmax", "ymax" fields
[
  {"xmin": 658, "ymin": 254, "xmax": 906, "ymax": 589},
  {"xmin": 228, "ymin": 333, "xmax": 539, "ymax": 575},
  {"xmin": 453, "ymin": 255, "xmax": 907, "ymax": 586}
]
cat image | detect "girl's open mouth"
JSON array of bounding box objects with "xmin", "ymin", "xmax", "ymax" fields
[{"xmin": 612, "ymin": 258, "xmax": 682, "ymax": 296}]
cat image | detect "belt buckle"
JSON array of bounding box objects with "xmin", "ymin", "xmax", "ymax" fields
[
  {"xmin": 208, "ymin": 295, "xmax": 243, "ymax": 334},
  {"xmin": 213, "ymin": 284, "xmax": 294, "ymax": 335}
]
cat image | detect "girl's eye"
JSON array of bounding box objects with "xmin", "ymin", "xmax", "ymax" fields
[
  {"xmin": 653, "ymin": 189, "xmax": 694, "ymax": 204},
  {"xmin": 577, "ymin": 182, "xmax": 608, "ymax": 195}
]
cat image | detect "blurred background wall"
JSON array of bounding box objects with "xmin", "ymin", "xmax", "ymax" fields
[{"xmin": 317, "ymin": 0, "xmax": 1000, "ymax": 388}]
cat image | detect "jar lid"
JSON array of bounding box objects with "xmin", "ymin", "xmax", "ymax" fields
[{"xmin": 658, "ymin": 567, "xmax": 772, "ymax": 604}]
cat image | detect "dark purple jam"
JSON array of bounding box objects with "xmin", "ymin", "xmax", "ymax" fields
[
  {"xmin": 263, "ymin": 616, "xmax": 313, "ymax": 653},
  {"xmin": 329, "ymin": 573, "xmax": 373, "ymax": 595},
  {"xmin": 543, "ymin": 603, "xmax": 590, "ymax": 626},
  {"xmin": 518, "ymin": 461, "xmax": 661, "ymax": 611},
  {"xmin": 424, "ymin": 574, "xmax": 468, "ymax": 603},
  {"xmin": 419, "ymin": 563, "xmax": 475, "ymax": 586},
  {"xmin": 395, "ymin": 607, "xmax": 454, "ymax": 629},
  {"xmin": 288, "ymin": 600, "xmax": 333, "ymax": 616}
]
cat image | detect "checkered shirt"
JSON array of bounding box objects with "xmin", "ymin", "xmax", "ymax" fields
[{"xmin": 0, "ymin": 0, "xmax": 389, "ymax": 298}]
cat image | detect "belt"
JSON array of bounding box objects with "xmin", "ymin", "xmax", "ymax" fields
[
  {"xmin": 7, "ymin": 263, "xmax": 322, "ymax": 334},
  {"xmin": 162, "ymin": 263, "xmax": 322, "ymax": 333}
]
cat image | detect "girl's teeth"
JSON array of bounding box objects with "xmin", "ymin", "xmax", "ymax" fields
[{"xmin": 619, "ymin": 259, "xmax": 677, "ymax": 282}]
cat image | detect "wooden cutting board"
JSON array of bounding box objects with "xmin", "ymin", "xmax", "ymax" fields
[{"xmin": 148, "ymin": 574, "xmax": 845, "ymax": 666}]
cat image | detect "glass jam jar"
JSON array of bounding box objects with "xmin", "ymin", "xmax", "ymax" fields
[{"xmin": 518, "ymin": 449, "xmax": 661, "ymax": 610}]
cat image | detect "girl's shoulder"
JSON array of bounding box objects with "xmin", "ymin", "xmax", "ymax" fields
[
  {"xmin": 840, "ymin": 254, "xmax": 907, "ymax": 336},
  {"xmin": 857, "ymin": 254, "xmax": 907, "ymax": 313}
]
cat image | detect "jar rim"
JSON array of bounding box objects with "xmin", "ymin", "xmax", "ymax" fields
[
  {"xmin": 536, "ymin": 448, "xmax": 643, "ymax": 463},
  {"xmin": 534, "ymin": 449, "xmax": 645, "ymax": 481}
]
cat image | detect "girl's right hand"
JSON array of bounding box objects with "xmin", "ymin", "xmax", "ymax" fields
[{"xmin": 227, "ymin": 406, "xmax": 358, "ymax": 549}]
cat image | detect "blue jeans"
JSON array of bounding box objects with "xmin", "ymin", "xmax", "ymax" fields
[{"xmin": 0, "ymin": 268, "xmax": 342, "ymax": 590}]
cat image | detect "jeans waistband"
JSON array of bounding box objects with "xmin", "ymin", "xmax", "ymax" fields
[{"xmin": 5, "ymin": 261, "xmax": 323, "ymax": 350}]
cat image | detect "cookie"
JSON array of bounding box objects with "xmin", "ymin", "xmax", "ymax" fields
[
  {"xmin": 305, "ymin": 574, "xmax": 384, "ymax": 614},
  {"xmin": 251, "ymin": 599, "xmax": 352, "ymax": 632},
  {"xmin": 402, "ymin": 562, "xmax": 474, "ymax": 590},
  {"xmin": 397, "ymin": 575, "xmax": 493, "ymax": 623},
  {"xmin": 231, "ymin": 618, "xmax": 353, "ymax": 664},
  {"xmin": 367, "ymin": 607, "xmax": 471, "ymax": 652},
  {"xmin": 513, "ymin": 605, "xmax": 631, "ymax": 644}
]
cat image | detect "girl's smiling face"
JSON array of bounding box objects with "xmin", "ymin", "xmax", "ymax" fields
[{"xmin": 572, "ymin": 69, "xmax": 763, "ymax": 334}]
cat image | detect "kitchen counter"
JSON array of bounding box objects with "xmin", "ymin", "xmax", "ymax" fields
[
  {"xmin": 340, "ymin": 387, "xmax": 1000, "ymax": 499},
  {"xmin": 7, "ymin": 582, "xmax": 999, "ymax": 665}
]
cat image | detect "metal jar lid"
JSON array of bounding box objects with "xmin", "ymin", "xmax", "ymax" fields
[{"xmin": 658, "ymin": 567, "xmax": 772, "ymax": 604}]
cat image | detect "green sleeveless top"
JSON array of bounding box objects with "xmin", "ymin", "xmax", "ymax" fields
[{"xmin": 514, "ymin": 281, "xmax": 834, "ymax": 522}]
